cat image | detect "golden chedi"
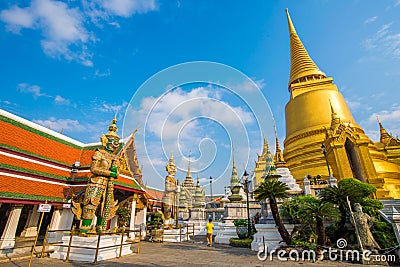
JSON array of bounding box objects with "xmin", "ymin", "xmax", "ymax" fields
[{"xmin": 283, "ymin": 9, "xmax": 400, "ymax": 199}]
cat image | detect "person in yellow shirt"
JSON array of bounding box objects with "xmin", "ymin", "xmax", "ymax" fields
[{"xmin": 205, "ymin": 218, "xmax": 214, "ymax": 247}]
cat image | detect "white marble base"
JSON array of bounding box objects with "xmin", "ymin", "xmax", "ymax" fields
[
  {"xmin": 251, "ymin": 223, "xmax": 295, "ymax": 252},
  {"xmin": 0, "ymin": 237, "xmax": 16, "ymax": 250},
  {"xmin": 20, "ymin": 227, "xmax": 38, "ymax": 238},
  {"xmin": 50, "ymin": 235, "xmax": 133, "ymax": 262},
  {"xmin": 214, "ymin": 223, "xmax": 238, "ymax": 244},
  {"xmin": 162, "ymin": 229, "xmax": 189, "ymax": 242}
]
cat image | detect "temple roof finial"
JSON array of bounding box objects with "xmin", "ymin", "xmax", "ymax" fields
[
  {"xmin": 286, "ymin": 8, "xmax": 326, "ymax": 88},
  {"xmin": 377, "ymin": 116, "xmax": 391, "ymax": 143}
]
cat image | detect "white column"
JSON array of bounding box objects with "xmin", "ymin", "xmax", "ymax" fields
[
  {"xmin": 110, "ymin": 216, "xmax": 118, "ymax": 229},
  {"xmin": 0, "ymin": 205, "xmax": 23, "ymax": 249},
  {"xmin": 128, "ymin": 200, "xmax": 136, "ymax": 239},
  {"xmin": 47, "ymin": 207, "xmax": 62, "ymax": 244},
  {"xmin": 136, "ymin": 206, "xmax": 147, "ymax": 239},
  {"xmin": 21, "ymin": 205, "xmax": 40, "ymax": 237}
]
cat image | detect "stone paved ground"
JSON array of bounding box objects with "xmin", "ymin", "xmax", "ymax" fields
[{"xmin": 0, "ymin": 241, "xmax": 388, "ymax": 267}]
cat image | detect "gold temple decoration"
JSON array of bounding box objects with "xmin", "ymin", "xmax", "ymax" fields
[{"xmin": 283, "ymin": 9, "xmax": 400, "ymax": 199}]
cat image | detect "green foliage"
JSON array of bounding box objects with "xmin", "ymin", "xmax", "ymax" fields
[
  {"xmin": 254, "ymin": 178, "xmax": 290, "ymax": 202},
  {"xmin": 281, "ymin": 196, "xmax": 320, "ymax": 224},
  {"xmin": 233, "ymin": 219, "xmax": 248, "ymax": 227},
  {"xmin": 147, "ymin": 212, "xmax": 164, "ymax": 229},
  {"xmin": 359, "ymin": 197, "xmax": 383, "ymax": 216},
  {"xmin": 320, "ymin": 178, "xmax": 383, "ymax": 242},
  {"xmin": 229, "ymin": 237, "xmax": 253, "ymax": 248},
  {"xmin": 371, "ymin": 215, "xmax": 398, "ymax": 249},
  {"xmin": 116, "ymin": 207, "xmax": 131, "ymax": 225},
  {"xmin": 283, "ymin": 196, "xmax": 339, "ymax": 246},
  {"xmin": 338, "ymin": 178, "xmax": 376, "ymax": 196}
]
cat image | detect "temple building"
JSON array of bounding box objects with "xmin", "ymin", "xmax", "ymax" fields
[
  {"xmin": 282, "ymin": 9, "xmax": 400, "ymax": 198},
  {"xmin": 0, "ymin": 109, "xmax": 147, "ymax": 250}
]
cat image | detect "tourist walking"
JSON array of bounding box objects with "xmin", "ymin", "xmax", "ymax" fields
[{"xmin": 206, "ymin": 218, "xmax": 214, "ymax": 247}]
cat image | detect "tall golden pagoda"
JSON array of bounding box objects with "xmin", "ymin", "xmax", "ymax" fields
[{"xmin": 283, "ymin": 9, "xmax": 400, "ymax": 199}]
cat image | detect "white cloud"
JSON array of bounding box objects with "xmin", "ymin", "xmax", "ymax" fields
[
  {"xmin": 54, "ymin": 95, "xmax": 71, "ymax": 105},
  {"xmin": 363, "ymin": 109, "xmax": 400, "ymax": 141},
  {"xmin": 362, "ymin": 22, "xmax": 400, "ymax": 59},
  {"xmin": 346, "ymin": 99, "xmax": 361, "ymax": 110},
  {"xmin": 364, "ymin": 16, "xmax": 378, "ymax": 24},
  {"xmin": 97, "ymin": 100, "xmax": 128, "ymax": 113},
  {"xmin": 0, "ymin": 6, "xmax": 35, "ymax": 33},
  {"xmin": 226, "ymin": 78, "xmax": 265, "ymax": 92},
  {"xmin": 33, "ymin": 117, "xmax": 84, "ymax": 132},
  {"xmin": 0, "ymin": 0, "xmax": 93, "ymax": 66},
  {"xmin": 367, "ymin": 109, "xmax": 400, "ymax": 124},
  {"xmin": 1, "ymin": 0, "xmax": 157, "ymax": 66},
  {"xmin": 139, "ymin": 87, "xmax": 254, "ymax": 140},
  {"xmin": 102, "ymin": 0, "xmax": 157, "ymax": 17},
  {"xmin": 94, "ymin": 69, "xmax": 111, "ymax": 77},
  {"xmin": 17, "ymin": 83, "xmax": 46, "ymax": 98}
]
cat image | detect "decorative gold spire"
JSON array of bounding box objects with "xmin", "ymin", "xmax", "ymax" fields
[
  {"xmin": 285, "ymin": 8, "xmax": 326, "ymax": 87},
  {"xmin": 377, "ymin": 116, "xmax": 391, "ymax": 143},
  {"xmin": 273, "ymin": 128, "xmax": 287, "ymax": 168},
  {"xmin": 261, "ymin": 135, "xmax": 268, "ymax": 157}
]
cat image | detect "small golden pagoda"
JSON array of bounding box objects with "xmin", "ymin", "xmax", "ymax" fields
[
  {"xmin": 283, "ymin": 9, "xmax": 400, "ymax": 199},
  {"xmin": 254, "ymin": 137, "xmax": 269, "ymax": 188}
]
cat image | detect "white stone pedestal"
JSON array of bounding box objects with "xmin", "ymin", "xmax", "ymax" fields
[
  {"xmin": 251, "ymin": 223, "xmax": 295, "ymax": 252},
  {"xmin": 162, "ymin": 228, "xmax": 189, "ymax": 242},
  {"xmin": 214, "ymin": 222, "xmax": 238, "ymax": 244},
  {"xmin": 50, "ymin": 235, "xmax": 133, "ymax": 262}
]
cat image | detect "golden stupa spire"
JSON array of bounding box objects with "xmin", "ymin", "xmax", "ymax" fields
[
  {"xmin": 377, "ymin": 116, "xmax": 391, "ymax": 143},
  {"xmin": 285, "ymin": 8, "xmax": 326, "ymax": 87}
]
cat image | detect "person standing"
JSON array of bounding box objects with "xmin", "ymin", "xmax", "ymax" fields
[{"xmin": 206, "ymin": 218, "xmax": 214, "ymax": 247}]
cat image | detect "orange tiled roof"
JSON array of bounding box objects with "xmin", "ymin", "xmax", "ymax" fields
[
  {"xmin": 0, "ymin": 174, "xmax": 69, "ymax": 202},
  {"xmin": 0, "ymin": 153, "xmax": 70, "ymax": 179},
  {"xmin": 0, "ymin": 120, "xmax": 82, "ymax": 165},
  {"xmin": 145, "ymin": 187, "xmax": 163, "ymax": 201}
]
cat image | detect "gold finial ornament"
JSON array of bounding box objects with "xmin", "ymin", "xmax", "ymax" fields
[{"xmin": 285, "ymin": 8, "xmax": 326, "ymax": 87}]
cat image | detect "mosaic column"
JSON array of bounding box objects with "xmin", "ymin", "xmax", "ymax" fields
[
  {"xmin": 0, "ymin": 205, "xmax": 23, "ymax": 249},
  {"xmin": 21, "ymin": 205, "xmax": 40, "ymax": 237}
]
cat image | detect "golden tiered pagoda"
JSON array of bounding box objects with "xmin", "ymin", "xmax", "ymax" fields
[{"xmin": 283, "ymin": 9, "xmax": 400, "ymax": 199}]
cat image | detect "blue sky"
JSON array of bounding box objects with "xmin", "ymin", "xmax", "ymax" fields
[{"xmin": 1, "ymin": 0, "xmax": 400, "ymax": 193}]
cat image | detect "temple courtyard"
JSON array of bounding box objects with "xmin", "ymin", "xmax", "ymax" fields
[{"xmin": 0, "ymin": 241, "xmax": 365, "ymax": 267}]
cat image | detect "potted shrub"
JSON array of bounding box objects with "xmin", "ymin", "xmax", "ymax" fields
[{"xmin": 233, "ymin": 219, "xmax": 248, "ymax": 239}]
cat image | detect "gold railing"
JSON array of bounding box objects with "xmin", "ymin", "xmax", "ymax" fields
[{"xmin": 41, "ymin": 226, "xmax": 142, "ymax": 264}]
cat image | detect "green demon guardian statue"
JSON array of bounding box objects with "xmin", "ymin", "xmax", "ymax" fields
[{"xmin": 72, "ymin": 117, "xmax": 120, "ymax": 233}]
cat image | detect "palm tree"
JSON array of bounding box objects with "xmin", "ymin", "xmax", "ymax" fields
[
  {"xmin": 254, "ymin": 178, "xmax": 291, "ymax": 244},
  {"xmin": 302, "ymin": 200, "xmax": 340, "ymax": 246}
]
